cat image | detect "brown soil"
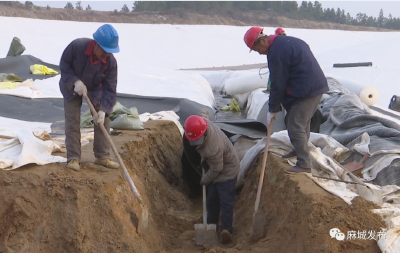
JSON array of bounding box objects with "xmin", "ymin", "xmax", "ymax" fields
[
  {"xmin": 0, "ymin": 120, "xmax": 385, "ymax": 253},
  {"xmin": 0, "ymin": 3, "xmax": 391, "ymax": 32}
]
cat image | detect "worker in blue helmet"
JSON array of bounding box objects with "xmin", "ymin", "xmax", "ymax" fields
[{"xmin": 59, "ymin": 24, "xmax": 120, "ymax": 171}]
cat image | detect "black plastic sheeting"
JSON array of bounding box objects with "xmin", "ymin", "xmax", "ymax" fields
[{"xmin": 0, "ymin": 55, "xmax": 60, "ymax": 81}]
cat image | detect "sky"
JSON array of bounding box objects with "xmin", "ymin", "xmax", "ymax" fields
[{"xmin": 29, "ymin": 1, "xmax": 400, "ymax": 18}]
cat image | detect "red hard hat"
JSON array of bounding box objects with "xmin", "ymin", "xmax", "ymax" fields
[
  {"xmin": 275, "ymin": 27, "xmax": 285, "ymax": 35},
  {"xmin": 244, "ymin": 27, "xmax": 264, "ymax": 49},
  {"xmin": 184, "ymin": 115, "xmax": 208, "ymax": 141}
]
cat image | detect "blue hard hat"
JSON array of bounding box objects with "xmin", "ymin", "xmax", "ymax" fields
[{"xmin": 93, "ymin": 24, "xmax": 120, "ymax": 53}]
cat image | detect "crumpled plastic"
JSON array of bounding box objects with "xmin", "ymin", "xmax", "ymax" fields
[
  {"xmin": 221, "ymin": 98, "xmax": 241, "ymax": 112},
  {"xmin": 0, "ymin": 73, "xmax": 22, "ymax": 82},
  {"xmin": 0, "ymin": 82, "xmax": 19, "ymax": 90},
  {"xmin": 30, "ymin": 64, "xmax": 58, "ymax": 75}
]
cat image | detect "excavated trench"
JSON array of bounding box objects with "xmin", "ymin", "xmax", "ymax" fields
[{"xmin": 0, "ymin": 120, "xmax": 385, "ymax": 253}]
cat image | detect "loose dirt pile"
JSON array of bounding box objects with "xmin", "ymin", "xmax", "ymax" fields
[{"xmin": 0, "ymin": 120, "xmax": 385, "ymax": 253}]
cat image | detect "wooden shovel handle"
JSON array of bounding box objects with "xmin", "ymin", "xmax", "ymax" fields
[
  {"xmin": 254, "ymin": 121, "xmax": 273, "ymax": 212},
  {"xmin": 83, "ymin": 95, "xmax": 143, "ymax": 204}
]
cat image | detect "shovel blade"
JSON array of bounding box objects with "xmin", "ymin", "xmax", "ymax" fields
[
  {"xmin": 194, "ymin": 224, "xmax": 206, "ymax": 245},
  {"xmin": 252, "ymin": 210, "xmax": 265, "ymax": 239},
  {"xmin": 206, "ymin": 224, "xmax": 219, "ymax": 245},
  {"xmin": 138, "ymin": 206, "xmax": 149, "ymax": 234},
  {"xmin": 356, "ymin": 184, "xmax": 383, "ymax": 206}
]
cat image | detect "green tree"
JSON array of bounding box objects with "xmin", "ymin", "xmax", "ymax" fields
[
  {"xmin": 25, "ymin": 1, "xmax": 33, "ymax": 10},
  {"xmin": 121, "ymin": 4, "xmax": 129, "ymax": 12},
  {"xmin": 76, "ymin": 1, "xmax": 83, "ymax": 10},
  {"xmin": 313, "ymin": 1, "xmax": 323, "ymax": 20},
  {"xmin": 86, "ymin": 4, "xmax": 92, "ymax": 11},
  {"xmin": 377, "ymin": 9, "xmax": 386, "ymax": 27},
  {"xmin": 64, "ymin": 2, "xmax": 74, "ymax": 10}
]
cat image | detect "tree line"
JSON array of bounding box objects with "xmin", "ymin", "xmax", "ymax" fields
[
  {"xmin": 131, "ymin": 1, "xmax": 400, "ymax": 30},
  {"xmin": 14, "ymin": 1, "xmax": 400, "ymax": 30}
]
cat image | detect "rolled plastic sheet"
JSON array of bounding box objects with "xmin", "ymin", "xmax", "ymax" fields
[
  {"xmin": 359, "ymin": 86, "xmax": 380, "ymax": 106},
  {"xmin": 224, "ymin": 71, "xmax": 268, "ymax": 95},
  {"xmin": 327, "ymin": 76, "xmax": 380, "ymax": 106}
]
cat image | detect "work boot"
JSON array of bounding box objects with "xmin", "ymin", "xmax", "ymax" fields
[
  {"xmin": 285, "ymin": 166, "xmax": 311, "ymax": 174},
  {"xmin": 67, "ymin": 159, "xmax": 80, "ymax": 171},
  {"xmin": 94, "ymin": 158, "xmax": 120, "ymax": 169},
  {"xmin": 282, "ymin": 150, "xmax": 297, "ymax": 159},
  {"xmin": 220, "ymin": 230, "xmax": 232, "ymax": 244}
]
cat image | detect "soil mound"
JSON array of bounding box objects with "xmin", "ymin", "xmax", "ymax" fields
[{"xmin": 0, "ymin": 120, "xmax": 385, "ymax": 252}]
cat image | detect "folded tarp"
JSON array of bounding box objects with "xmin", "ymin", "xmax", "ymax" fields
[
  {"xmin": 0, "ymin": 128, "xmax": 66, "ymax": 170},
  {"xmin": 0, "ymin": 55, "xmax": 60, "ymax": 81}
]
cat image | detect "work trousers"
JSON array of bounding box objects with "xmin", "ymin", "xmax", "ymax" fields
[
  {"xmin": 286, "ymin": 95, "xmax": 322, "ymax": 168},
  {"xmin": 64, "ymin": 95, "xmax": 110, "ymax": 162},
  {"xmin": 206, "ymin": 178, "xmax": 237, "ymax": 233}
]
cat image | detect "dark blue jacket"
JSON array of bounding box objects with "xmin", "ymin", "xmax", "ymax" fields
[
  {"xmin": 267, "ymin": 36, "xmax": 328, "ymax": 112},
  {"xmin": 59, "ymin": 38, "xmax": 118, "ymax": 114}
]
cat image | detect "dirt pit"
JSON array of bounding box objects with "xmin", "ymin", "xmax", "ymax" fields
[{"xmin": 0, "ymin": 120, "xmax": 385, "ymax": 253}]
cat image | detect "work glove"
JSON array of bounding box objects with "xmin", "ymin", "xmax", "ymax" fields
[
  {"xmin": 97, "ymin": 110, "xmax": 106, "ymax": 125},
  {"xmin": 73, "ymin": 80, "xmax": 87, "ymax": 96},
  {"xmin": 266, "ymin": 112, "xmax": 276, "ymax": 127}
]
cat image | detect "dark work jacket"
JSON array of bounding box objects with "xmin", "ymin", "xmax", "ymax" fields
[
  {"xmin": 267, "ymin": 36, "xmax": 328, "ymax": 112},
  {"xmin": 59, "ymin": 38, "xmax": 118, "ymax": 114}
]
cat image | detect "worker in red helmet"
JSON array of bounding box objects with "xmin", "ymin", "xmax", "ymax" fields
[
  {"xmin": 275, "ymin": 27, "xmax": 286, "ymax": 36},
  {"xmin": 263, "ymin": 27, "xmax": 287, "ymax": 93},
  {"xmin": 184, "ymin": 109, "xmax": 240, "ymax": 244},
  {"xmin": 243, "ymin": 27, "xmax": 328, "ymax": 174}
]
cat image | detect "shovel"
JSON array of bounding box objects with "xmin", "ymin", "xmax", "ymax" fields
[
  {"xmin": 253, "ymin": 120, "xmax": 273, "ymax": 238},
  {"xmin": 344, "ymin": 153, "xmax": 369, "ymax": 172},
  {"xmin": 194, "ymin": 167, "xmax": 218, "ymax": 245},
  {"xmin": 331, "ymin": 158, "xmax": 383, "ymax": 205},
  {"xmin": 83, "ymin": 95, "xmax": 148, "ymax": 232}
]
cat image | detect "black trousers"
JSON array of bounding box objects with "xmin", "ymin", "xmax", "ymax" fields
[{"xmin": 206, "ymin": 178, "xmax": 236, "ymax": 233}]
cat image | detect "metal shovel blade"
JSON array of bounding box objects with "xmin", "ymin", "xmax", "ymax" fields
[
  {"xmin": 206, "ymin": 224, "xmax": 218, "ymax": 245},
  {"xmin": 138, "ymin": 205, "xmax": 149, "ymax": 234},
  {"xmin": 194, "ymin": 224, "xmax": 206, "ymax": 245},
  {"xmin": 194, "ymin": 224, "xmax": 218, "ymax": 245},
  {"xmin": 253, "ymin": 210, "xmax": 265, "ymax": 239}
]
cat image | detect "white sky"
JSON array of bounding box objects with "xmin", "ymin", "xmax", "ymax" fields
[{"xmin": 29, "ymin": 1, "xmax": 400, "ymax": 18}]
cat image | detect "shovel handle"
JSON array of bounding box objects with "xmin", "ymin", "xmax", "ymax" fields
[
  {"xmin": 83, "ymin": 95, "xmax": 143, "ymax": 204},
  {"xmin": 202, "ymin": 168, "xmax": 207, "ymax": 226},
  {"xmin": 254, "ymin": 120, "xmax": 273, "ymax": 212}
]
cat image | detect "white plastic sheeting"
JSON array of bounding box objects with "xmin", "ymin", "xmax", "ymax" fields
[
  {"xmin": 0, "ymin": 116, "xmax": 51, "ymax": 137},
  {"xmin": 0, "ymin": 129, "xmax": 66, "ymax": 170},
  {"xmin": 0, "ymin": 71, "xmax": 215, "ymax": 108},
  {"xmin": 224, "ymin": 70, "xmax": 268, "ymax": 95},
  {"xmin": 139, "ymin": 111, "xmax": 184, "ymax": 136}
]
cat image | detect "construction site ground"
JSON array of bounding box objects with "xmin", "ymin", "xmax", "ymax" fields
[{"xmin": 0, "ymin": 120, "xmax": 385, "ymax": 253}]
